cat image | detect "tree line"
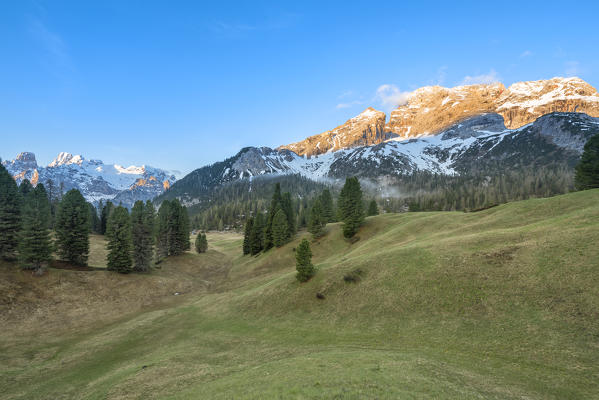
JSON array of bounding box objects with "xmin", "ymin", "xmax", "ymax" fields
[{"xmin": 0, "ymin": 162, "xmax": 192, "ymax": 273}]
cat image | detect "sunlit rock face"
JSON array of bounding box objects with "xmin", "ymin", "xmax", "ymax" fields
[
  {"xmin": 1, "ymin": 152, "xmax": 177, "ymax": 207},
  {"xmin": 386, "ymin": 77, "xmax": 599, "ymax": 139},
  {"xmin": 278, "ymin": 107, "xmax": 387, "ymax": 157}
]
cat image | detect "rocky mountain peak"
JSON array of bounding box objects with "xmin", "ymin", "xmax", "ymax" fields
[
  {"xmin": 278, "ymin": 107, "xmax": 387, "ymax": 157},
  {"xmin": 48, "ymin": 152, "xmax": 85, "ymax": 168}
]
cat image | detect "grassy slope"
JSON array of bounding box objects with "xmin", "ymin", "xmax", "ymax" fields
[{"xmin": 1, "ymin": 190, "xmax": 598, "ymax": 399}]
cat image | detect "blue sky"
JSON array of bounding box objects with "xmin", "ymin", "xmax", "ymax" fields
[{"xmin": 1, "ymin": 0, "xmax": 598, "ymax": 175}]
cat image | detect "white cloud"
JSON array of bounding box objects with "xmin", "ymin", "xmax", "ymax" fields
[
  {"xmin": 565, "ymin": 61, "xmax": 581, "ymax": 76},
  {"xmin": 374, "ymin": 84, "xmax": 412, "ymax": 111},
  {"xmin": 520, "ymin": 50, "xmax": 533, "ymax": 58},
  {"xmin": 460, "ymin": 69, "xmax": 500, "ymax": 85}
]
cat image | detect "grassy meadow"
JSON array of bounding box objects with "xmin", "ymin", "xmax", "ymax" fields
[{"xmin": 1, "ymin": 189, "xmax": 598, "ymax": 399}]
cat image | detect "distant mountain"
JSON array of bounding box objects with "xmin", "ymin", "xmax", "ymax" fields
[
  {"xmin": 279, "ymin": 77, "xmax": 599, "ymax": 157},
  {"xmin": 1, "ymin": 152, "xmax": 177, "ymax": 208},
  {"xmin": 158, "ymin": 112, "xmax": 599, "ymax": 205}
]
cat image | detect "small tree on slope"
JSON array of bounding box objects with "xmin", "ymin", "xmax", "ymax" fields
[
  {"xmin": 575, "ymin": 134, "xmax": 599, "ymax": 190},
  {"xmin": 367, "ymin": 199, "xmax": 379, "ymax": 216},
  {"xmin": 106, "ymin": 206, "xmax": 133, "ymax": 273},
  {"xmin": 296, "ymin": 238, "xmax": 315, "ymax": 282},
  {"xmin": 195, "ymin": 233, "xmax": 208, "ymax": 253},
  {"xmin": 339, "ymin": 177, "xmax": 365, "ymax": 239},
  {"xmin": 308, "ymin": 198, "xmax": 325, "ymax": 239}
]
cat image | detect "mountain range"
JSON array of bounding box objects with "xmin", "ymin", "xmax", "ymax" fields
[
  {"xmin": 1, "ymin": 152, "xmax": 177, "ymax": 208},
  {"xmin": 159, "ymin": 77, "xmax": 599, "ymax": 206}
]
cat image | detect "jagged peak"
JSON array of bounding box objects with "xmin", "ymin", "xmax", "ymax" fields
[{"xmin": 48, "ymin": 152, "xmax": 85, "ymax": 167}]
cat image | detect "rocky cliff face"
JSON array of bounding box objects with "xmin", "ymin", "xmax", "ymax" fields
[
  {"xmin": 279, "ymin": 107, "xmax": 387, "ymax": 157},
  {"xmin": 1, "ymin": 152, "xmax": 177, "ymax": 208},
  {"xmin": 386, "ymin": 77, "xmax": 599, "ymax": 139},
  {"xmin": 279, "ymin": 77, "xmax": 599, "ymax": 155}
]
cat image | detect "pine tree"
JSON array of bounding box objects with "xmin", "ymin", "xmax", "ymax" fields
[
  {"xmin": 339, "ymin": 177, "xmax": 365, "ymax": 238},
  {"xmin": 131, "ymin": 200, "xmax": 154, "ymax": 272},
  {"xmin": 367, "ymin": 199, "xmax": 379, "ymax": 216},
  {"xmin": 55, "ymin": 189, "xmax": 90, "ymax": 266},
  {"xmin": 88, "ymin": 202, "xmax": 101, "ymax": 233},
  {"xmin": 106, "ymin": 206, "xmax": 133, "ymax": 273},
  {"xmin": 308, "ymin": 198, "xmax": 325, "ymax": 239},
  {"xmin": 18, "ymin": 184, "xmax": 52, "ymax": 270},
  {"xmin": 295, "ymin": 238, "xmax": 315, "ymax": 282},
  {"xmin": 195, "ymin": 233, "xmax": 208, "ymax": 253},
  {"xmin": 319, "ymin": 188, "xmax": 335, "ymax": 222},
  {"xmin": 242, "ymin": 217, "xmax": 254, "ymax": 255},
  {"xmin": 19, "ymin": 179, "xmax": 33, "ymax": 196},
  {"xmin": 155, "ymin": 200, "xmax": 170, "ymax": 263},
  {"xmin": 281, "ymin": 192, "xmax": 296, "ymax": 238},
  {"xmin": 264, "ymin": 183, "xmax": 282, "ymax": 250},
  {"xmin": 272, "ymin": 209, "xmax": 289, "ymax": 247},
  {"xmin": 249, "ymin": 213, "xmax": 264, "ymax": 255},
  {"xmin": 0, "ymin": 163, "xmax": 22, "ymax": 261},
  {"xmin": 575, "ymin": 134, "xmax": 599, "ymax": 190},
  {"xmin": 100, "ymin": 201, "xmax": 113, "ymax": 235},
  {"xmin": 179, "ymin": 202, "xmax": 190, "ymax": 251}
]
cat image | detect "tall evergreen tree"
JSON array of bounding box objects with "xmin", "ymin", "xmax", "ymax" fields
[
  {"xmin": 106, "ymin": 206, "xmax": 133, "ymax": 273},
  {"xmin": 308, "ymin": 198, "xmax": 326, "ymax": 239},
  {"xmin": 88, "ymin": 202, "xmax": 101, "ymax": 233},
  {"xmin": 367, "ymin": 199, "xmax": 379, "ymax": 216},
  {"xmin": 195, "ymin": 233, "xmax": 208, "ymax": 253},
  {"xmin": 319, "ymin": 188, "xmax": 335, "ymax": 222},
  {"xmin": 281, "ymin": 192, "xmax": 296, "ymax": 238},
  {"xmin": 339, "ymin": 177, "xmax": 365, "ymax": 238},
  {"xmin": 167, "ymin": 199, "xmax": 189, "ymax": 256},
  {"xmin": 575, "ymin": 134, "xmax": 599, "ymax": 190},
  {"xmin": 19, "ymin": 184, "xmax": 52, "ymax": 270},
  {"xmin": 19, "ymin": 179, "xmax": 33, "ymax": 196},
  {"xmin": 295, "ymin": 238, "xmax": 315, "ymax": 282},
  {"xmin": 100, "ymin": 201, "xmax": 114, "ymax": 235},
  {"xmin": 0, "ymin": 163, "xmax": 22, "ymax": 260},
  {"xmin": 263, "ymin": 183, "xmax": 282, "ymax": 250},
  {"xmin": 131, "ymin": 200, "xmax": 154, "ymax": 272},
  {"xmin": 155, "ymin": 200, "xmax": 170, "ymax": 263},
  {"xmin": 242, "ymin": 217, "xmax": 254, "ymax": 255},
  {"xmin": 272, "ymin": 209, "xmax": 289, "ymax": 247},
  {"xmin": 249, "ymin": 212, "xmax": 264, "ymax": 255},
  {"xmin": 55, "ymin": 189, "xmax": 90, "ymax": 266}
]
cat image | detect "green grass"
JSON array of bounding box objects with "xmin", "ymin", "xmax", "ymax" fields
[{"xmin": 1, "ymin": 190, "xmax": 599, "ymax": 399}]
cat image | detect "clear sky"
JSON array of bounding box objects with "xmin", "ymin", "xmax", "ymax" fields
[{"xmin": 1, "ymin": 0, "xmax": 598, "ymax": 175}]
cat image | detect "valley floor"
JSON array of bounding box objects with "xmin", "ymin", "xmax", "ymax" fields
[{"xmin": 1, "ymin": 190, "xmax": 598, "ymax": 399}]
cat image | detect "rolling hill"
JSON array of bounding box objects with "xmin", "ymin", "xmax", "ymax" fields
[{"xmin": 1, "ymin": 189, "xmax": 598, "ymax": 399}]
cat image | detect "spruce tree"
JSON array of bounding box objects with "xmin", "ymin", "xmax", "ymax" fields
[
  {"xmin": 0, "ymin": 163, "xmax": 22, "ymax": 261},
  {"xmin": 249, "ymin": 213, "xmax": 264, "ymax": 255},
  {"xmin": 319, "ymin": 188, "xmax": 335, "ymax": 222},
  {"xmin": 367, "ymin": 199, "xmax": 379, "ymax": 216},
  {"xmin": 155, "ymin": 200, "xmax": 170, "ymax": 263},
  {"xmin": 242, "ymin": 217, "xmax": 254, "ymax": 255},
  {"xmin": 131, "ymin": 200, "xmax": 154, "ymax": 272},
  {"xmin": 308, "ymin": 198, "xmax": 325, "ymax": 239},
  {"xmin": 19, "ymin": 179, "xmax": 33, "ymax": 196},
  {"xmin": 19, "ymin": 184, "xmax": 52, "ymax": 270},
  {"xmin": 281, "ymin": 192, "xmax": 296, "ymax": 238},
  {"xmin": 100, "ymin": 201, "xmax": 113, "ymax": 235},
  {"xmin": 88, "ymin": 202, "xmax": 101, "ymax": 233},
  {"xmin": 106, "ymin": 206, "xmax": 133, "ymax": 273},
  {"xmin": 339, "ymin": 177, "xmax": 365, "ymax": 238},
  {"xmin": 55, "ymin": 189, "xmax": 90, "ymax": 266},
  {"xmin": 195, "ymin": 233, "xmax": 208, "ymax": 253},
  {"xmin": 295, "ymin": 238, "xmax": 315, "ymax": 282},
  {"xmin": 575, "ymin": 134, "xmax": 599, "ymax": 190},
  {"xmin": 264, "ymin": 183, "xmax": 282, "ymax": 250},
  {"xmin": 272, "ymin": 209, "xmax": 289, "ymax": 247}
]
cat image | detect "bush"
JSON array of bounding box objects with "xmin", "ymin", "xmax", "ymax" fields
[{"xmin": 343, "ymin": 268, "xmax": 364, "ymax": 283}]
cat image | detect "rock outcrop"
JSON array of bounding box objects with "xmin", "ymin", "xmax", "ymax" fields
[
  {"xmin": 279, "ymin": 107, "xmax": 387, "ymax": 157},
  {"xmin": 386, "ymin": 77, "xmax": 599, "ymax": 139}
]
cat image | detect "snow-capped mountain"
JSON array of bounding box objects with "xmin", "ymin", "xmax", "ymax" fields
[
  {"xmin": 159, "ymin": 112, "xmax": 599, "ymax": 204},
  {"xmin": 280, "ymin": 77, "xmax": 599, "ymax": 157},
  {"xmin": 2, "ymin": 152, "xmax": 177, "ymax": 208}
]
